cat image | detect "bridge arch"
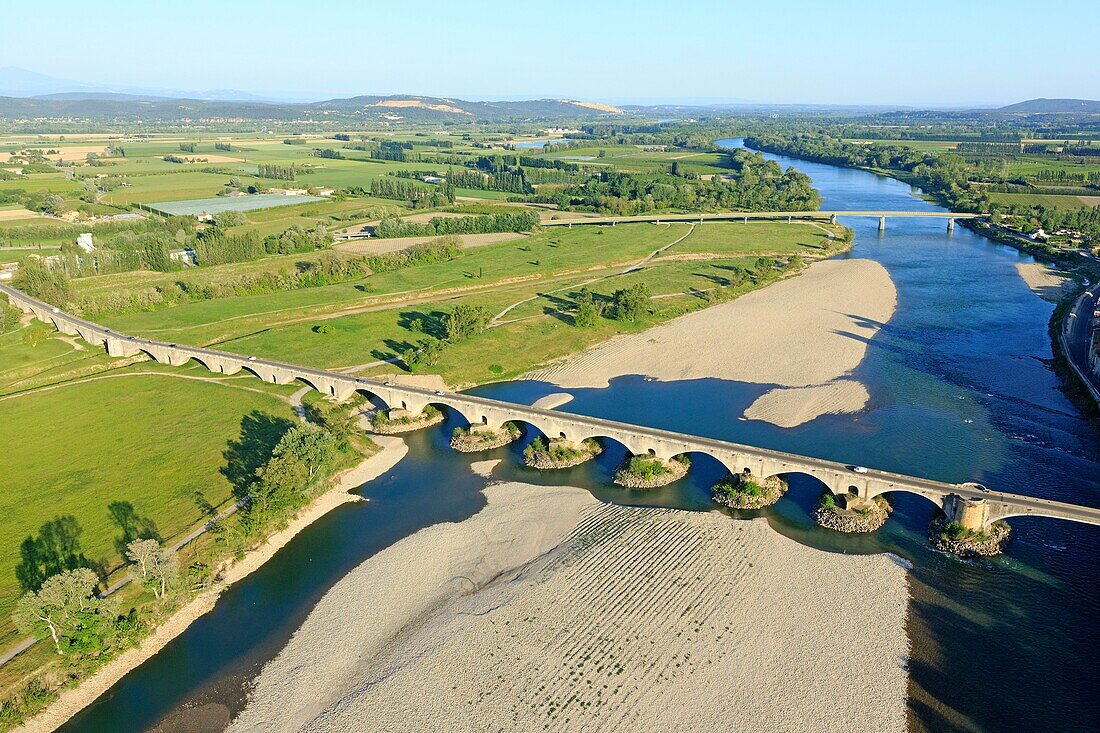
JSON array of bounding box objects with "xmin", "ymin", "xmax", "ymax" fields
[
  {"xmin": 501, "ymin": 417, "xmax": 551, "ymax": 443},
  {"xmin": 239, "ymin": 363, "xmax": 292, "ymax": 385},
  {"xmin": 352, "ymin": 388, "xmax": 392, "ymax": 412},
  {"xmin": 562, "ymin": 431, "xmax": 635, "ymax": 460},
  {"xmin": 292, "ymin": 374, "xmax": 327, "ymax": 396},
  {"xmin": 186, "ymin": 353, "xmax": 218, "ymax": 374},
  {"xmin": 759, "ymin": 469, "xmax": 833, "ymax": 494},
  {"xmin": 421, "ymin": 399, "xmax": 477, "ymax": 428}
]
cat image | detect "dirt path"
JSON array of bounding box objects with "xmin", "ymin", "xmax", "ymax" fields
[
  {"xmin": 488, "ymin": 224, "xmax": 696, "ymax": 327},
  {"xmin": 0, "ymin": 369, "xmax": 297, "ymax": 406}
]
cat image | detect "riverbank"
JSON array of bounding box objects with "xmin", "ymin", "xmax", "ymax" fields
[
  {"xmin": 527, "ymin": 258, "xmax": 897, "ymax": 428},
  {"xmin": 229, "ymin": 478, "xmax": 910, "ymax": 732},
  {"xmin": 16, "ymin": 437, "xmax": 408, "ymax": 733}
]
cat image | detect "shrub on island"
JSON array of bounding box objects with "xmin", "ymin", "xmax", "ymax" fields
[
  {"xmin": 450, "ymin": 422, "xmax": 521, "ymax": 452},
  {"xmin": 710, "ymin": 474, "xmax": 788, "ymax": 509},
  {"xmin": 523, "ymin": 436, "xmax": 602, "ymax": 469},
  {"xmin": 613, "ymin": 454, "xmax": 689, "ymax": 488},
  {"xmin": 370, "ymin": 405, "xmax": 443, "ymax": 434}
]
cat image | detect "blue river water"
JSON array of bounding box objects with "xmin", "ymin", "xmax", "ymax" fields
[{"xmin": 60, "ymin": 141, "xmax": 1100, "ymax": 733}]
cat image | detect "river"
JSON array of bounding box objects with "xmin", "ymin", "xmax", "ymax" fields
[{"xmin": 60, "ymin": 141, "xmax": 1100, "ymax": 733}]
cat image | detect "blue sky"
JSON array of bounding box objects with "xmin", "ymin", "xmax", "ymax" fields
[{"xmin": 3, "ymin": 0, "xmax": 1097, "ymax": 105}]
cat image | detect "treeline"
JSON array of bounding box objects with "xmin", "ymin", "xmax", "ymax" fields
[
  {"xmin": 193, "ymin": 222, "xmax": 333, "ymax": 265},
  {"xmin": 370, "ymin": 141, "xmax": 410, "ymax": 162},
  {"xmin": 257, "ymin": 163, "xmax": 299, "ymax": 180},
  {"xmin": 1, "ymin": 404, "xmax": 367, "ymax": 728},
  {"xmin": 369, "ymin": 177, "xmax": 454, "ymax": 208},
  {"xmin": 392, "ymin": 167, "xmax": 533, "ymax": 194},
  {"xmin": 536, "ymin": 150, "xmax": 820, "ymax": 214},
  {"xmin": 374, "ymin": 210, "xmax": 539, "ymax": 239},
  {"xmin": 745, "ymin": 132, "xmax": 1100, "ymax": 239},
  {"xmin": 77, "ymin": 240, "xmax": 460, "ymax": 318}
]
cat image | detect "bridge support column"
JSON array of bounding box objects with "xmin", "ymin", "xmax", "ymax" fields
[
  {"xmin": 568, "ymin": 223, "xmax": 572, "ymax": 229},
  {"xmin": 105, "ymin": 337, "xmax": 140, "ymax": 358},
  {"xmin": 743, "ymin": 216, "xmax": 748, "ymax": 224},
  {"xmin": 947, "ymin": 218, "xmax": 955, "ymax": 232},
  {"xmin": 932, "ymin": 494, "xmax": 1010, "ymax": 557},
  {"xmin": 787, "ymin": 215, "xmax": 792, "ymax": 224},
  {"xmin": 946, "ymin": 494, "xmax": 987, "ymax": 532},
  {"xmin": 878, "ymin": 216, "xmax": 886, "ymax": 232}
]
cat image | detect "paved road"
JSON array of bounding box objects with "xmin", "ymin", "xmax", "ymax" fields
[
  {"xmin": 541, "ymin": 210, "xmax": 982, "ymax": 226},
  {"xmin": 1064, "ymin": 285, "xmax": 1100, "ymax": 404}
]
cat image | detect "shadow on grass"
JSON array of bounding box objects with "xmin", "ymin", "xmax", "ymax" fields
[{"xmin": 221, "ymin": 411, "xmax": 296, "ymax": 501}]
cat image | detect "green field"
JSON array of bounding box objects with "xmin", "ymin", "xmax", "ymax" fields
[
  {"xmin": 987, "ymin": 192, "xmax": 1096, "ymax": 209},
  {"xmin": 86, "ymin": 221, "xmax": 845, "ymax": 384},
  {"xmin": 0, "ymin": 352, "xmax": 296, "ymax": 644}
]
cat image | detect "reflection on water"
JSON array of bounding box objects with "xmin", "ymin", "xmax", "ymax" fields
[{"xmin": 61, "ymin": 141, "xmax": 1100, "ymax": 733}]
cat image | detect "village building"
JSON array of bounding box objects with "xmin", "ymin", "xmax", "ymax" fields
[{"xmin": 169, "ymin": 248, "xmax": 197, "ymax": 266}]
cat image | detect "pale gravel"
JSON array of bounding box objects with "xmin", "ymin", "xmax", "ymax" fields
[
  {"xmin": 230, "ymin": 482, "xmax": 910, "ymax": 733},
  {"xmin": 526, "ymin": 259, "xmax": 896, "ymax": 428},
  {"xmin": 1014, "ymin": 261, "xmax": 1073, "ymax": 302},
  {"xmin": 743, "ymin": 379, "xmax": 871, "ymax": 428}
]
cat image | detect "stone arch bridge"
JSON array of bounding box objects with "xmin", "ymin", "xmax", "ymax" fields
[{"xmin": 5, "ymin": 283, "xmax": 1099, "ymax": 533}]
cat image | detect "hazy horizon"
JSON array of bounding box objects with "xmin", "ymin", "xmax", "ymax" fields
[{"xmin": 2, "ymin": 0, "xmax": 1097, "ymax": 107}]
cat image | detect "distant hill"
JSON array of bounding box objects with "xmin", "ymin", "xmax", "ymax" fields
[
  {"xmin": 0, "ymin": 92, "xmax": 627, "ymax": 123},
  {"xmin": 997, "ymin": 98, "xmax": 1100, "ymax": 114}
]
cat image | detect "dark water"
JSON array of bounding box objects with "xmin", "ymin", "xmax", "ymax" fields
[{"xmin": 61, "ymin": 141, "xmax": 1100, "ymax": 733}]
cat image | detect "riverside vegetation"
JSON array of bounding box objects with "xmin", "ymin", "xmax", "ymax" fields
[{"xmin": 0, "ymin": 329, "xmax": 379, "ymax": 729}]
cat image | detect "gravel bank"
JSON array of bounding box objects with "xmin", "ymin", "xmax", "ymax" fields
[
  {"xmin": 527, "ymin": 259, "xmax": 896, "ymax": 428},
  {"xmin": 230, "ymin": 482, "xmax": 910, "ymax": 733}
]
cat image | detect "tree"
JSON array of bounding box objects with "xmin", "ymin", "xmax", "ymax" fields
[
  {"xmin": 405, "ymin": 338, "xmax": 443, "ymax": 369},
  {"xmin": 612, "ymin": 284, "xmax": 651, "ymax": 322},
  {"xmin": 443, "ymin": 304, "xmax": 491, "ymax": 342},
  {"xmin": 272, "ymin": 424, "xmax": 338, "ymax": 480},
  {"xmin": 125, "ymin": 538, "xmax": 159, "ymax": 583},
  {"xmin": 12, "ymin": 568, "xmax": 101, "ymax": 655},
  {"xmin": 574, "ymin": 300, "xmax": 599, "ymax": 328},
  {"xmin": 148, "ymin": 547, "xmax": 179, "ymax": 600},
  {"xmin": 12, "ymin": 258, "xmax": 73, "ymax": 307}
]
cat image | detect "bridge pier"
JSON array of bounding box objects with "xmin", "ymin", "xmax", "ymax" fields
[
  {"xmin": 105, "ymin": 337, "xmax": 140, "ymax": 358},
  {"xmin": 947, "ymin": 217, "xmax": 955, "ymax": 232},
  {"xmin": 932, "ymin": 494, "xmax": 1011, "ymax": 557},
  {"xmin": 878, "ymin": 216, "xmax": 886, "ymax": 232},
  {"xmin": 146, "ymin": 346, "xmax": 191, "ymax": 367}
]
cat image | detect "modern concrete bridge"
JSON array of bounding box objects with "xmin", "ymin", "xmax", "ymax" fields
[
  {"xmin": 540, "ymin": 210, "xmax": 982, "ymax": 231},
  {"xmin": 5, "ymin": 282, "xmax": 1097, "ymax": 533}
]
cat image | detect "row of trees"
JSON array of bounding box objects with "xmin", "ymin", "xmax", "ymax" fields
[
  {"xmin": 257, "ymin": 163, "xmax": 299, "ymax": 180},
  {"xmin": 369, "ymin": 177, "xmax": 454, "ymax": 208},
  {"xmin": 373, "ymin": 209, "xmax": 539, "ymax": 239}
]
